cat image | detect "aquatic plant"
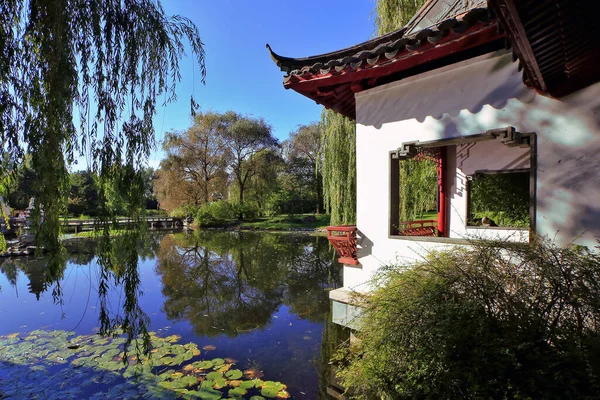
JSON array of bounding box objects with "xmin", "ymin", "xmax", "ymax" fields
[{"xmin": 0, "ymin": 329, "xmax": 290, "ymax": 399}]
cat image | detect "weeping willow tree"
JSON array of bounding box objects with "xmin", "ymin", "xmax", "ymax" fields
[
  {"xmin": 320, "ymin": 109, "xmax": 356, "ymax": 226},
  {"xmin": 0, "ymin": 0, "xmax": 205, "ymax": 355},
  {"xmin": 0, "ymin": 0, "xmax": 205, "ymax": 261},
  {"xmin": 373, "ymin": 0, "xmax": 431, "ymax": 222},
  {"xmin": 399, "ymin": 158, "xmax": 438, "ymax": 221},
  {"xmin": 317, "ymin": 0, "xmax": 427, "ymax": 225},
  {"xmin": 373, "ymin": 0, "xmax": 427, "ymax": 35}
]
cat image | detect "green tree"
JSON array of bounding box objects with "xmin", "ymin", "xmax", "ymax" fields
[
  {"xmin": 318, "ymin": 0, "xmax": 428, "ymax": 226},
  {"xmin": 244, "ymin": 149, "xmax": 285, "ymax": 213},
  {"xmin": 5, "ymin": 156, "xmax": 37, "ymax": 211},
  {"xmin": 399, "ymin": 157, "xmax": 438, "ymax": 222},
  {"xmin": 0, "ymin": 0, "xmax": 206, "ymax": 257},
  {"xmin": 320, "ymin": 109, "xmax": 356, "ymax": 225},
  {"xmin": 68, "ymin": 170, "xmax": 99, "ymax": 217},
  {"xmin": 222, "ymin": 113, "xmax": 279, "ymax": 217},
  {"xmin": 140, "ymin": 167, "xmax": 159, "ymax": 210},
  {"xmin": 155, "ymin": 112, "xmax": 231, "ymax": 213},
  {"xmin": 286, "ymin": 123, "xmax": 323, "ymax": 214},
  {"xmin": 373, "ymin": 0, "xmax": 427, "ymax": 35}
]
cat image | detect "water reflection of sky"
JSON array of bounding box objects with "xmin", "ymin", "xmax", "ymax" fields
[{"xmin": 0, "ymin": 232, "xmax": 342, "ymax": 398}]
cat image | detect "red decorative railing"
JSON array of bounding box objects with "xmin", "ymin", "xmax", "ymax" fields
[
  {"xmin": 326, "ymin": 225, "xmax": 359, "ymax": 265},
  {"xmin": 396, "ymin": 219, "xmax": 439, "ymax": 237}
]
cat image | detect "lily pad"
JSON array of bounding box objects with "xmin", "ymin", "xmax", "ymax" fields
[
  {"xmin": 260, "ymin": 381, "xmax": 287, "ymax": 398},
  {"xmin": 164, "ymin": 334, "xmax": 182, "ymax": 343},
  {"xmin": 197, "ymin": 386, "xmax": 222, "ymax": 400},
  {"xmin": 206, "ymin": 371, "xmax": 222, "ymax": 380},
  {"xmin": 211, "ymin": 357, "xmax": 224, "ymax": 367},
  {"xmin": 170, "ymin": 374, "xmax": 197, "ymax": 389},
  {"xmin": 225, "ymin": 369, "xmax": 243, "ymax": 380},
  {"xmin": 212, "ymin": 376, "xmax": 227, "ymax": 389},
  {"xmin": 228, "ymin": 386, "xmax": 247, "ymax": 397},
  {"xmin": 194, "ymin": 360, "xmax": 214, "ymax": 369},
  {"xmin": 200, "ymin": 379, "xmax": 215, "ymax": 389},
  {"xmin": 261, "ymin": 387, "xmax": 279, "ymax": 398},
  {"xmin": 240, "ymin": 379, "xmax": 261, "ymax": 389},
  {"xmin": 217, "ymin": 363, "xmax": 232, "ymax": 373},
  {"xmin": 0, "ymin": 329, "xmax": 289, "ymax": 400},
  {"xmin": 244, "ymin": 367, "xmax": 264, "ymax": 379}
]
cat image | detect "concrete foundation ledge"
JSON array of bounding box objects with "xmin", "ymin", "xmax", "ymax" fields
[{"xmin": 330, "ymin": 288, "xmax": 368, "ymax": 330}]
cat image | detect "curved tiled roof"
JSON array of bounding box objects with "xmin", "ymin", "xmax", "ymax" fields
[
  {"xmin": 267, "ymin": 7, "xmax": 493, "ymax": 83},
  {"xmin": 268, "ymin": 0, "xmax": 600, "ymax": 120}
]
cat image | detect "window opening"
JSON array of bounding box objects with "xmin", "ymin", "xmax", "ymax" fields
[
  {"xmin": 390, "ymin": 146, "xmax": 446, "ymax": 237},
  {"xmin": 467, "ymin": 169, "xmax": 531, "ymax": 228}
]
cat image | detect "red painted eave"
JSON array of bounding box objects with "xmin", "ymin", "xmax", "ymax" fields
[{"xmin": 284, "ymin": 21, "xmax": 504, "ymax": 119}]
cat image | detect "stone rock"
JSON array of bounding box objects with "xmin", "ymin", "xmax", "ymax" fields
[{"xmin": 302, "ymin": 215, "xmax": 317, "ymax": 223}]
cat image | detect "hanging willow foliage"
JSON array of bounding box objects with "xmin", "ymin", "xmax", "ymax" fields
[
  {"xmin": 399, "ymin": 158, "xmax": 438, "ymax": 221},
  {"xmin": 319, "ymin": 109, "xmax": 356, "ymax": 226},
  {"xmin": 0, "ymin": 0, "xmax": 206, "ymax": 259},
  {"xmin": 372, "ymin": 0, "xmax": 427, "ymax": 35}
]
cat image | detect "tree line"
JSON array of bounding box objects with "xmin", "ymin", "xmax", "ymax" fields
[
  {"xmin": 154, "ymin": 110, "xmax": 324, "ymax": 221},
  {"xmin": 4, "ymin": 157, "xmax": 158, "ymax": 218},
  {"xmin": 2, "ymin": 107, "xmax": 356, "ymax": 225}
]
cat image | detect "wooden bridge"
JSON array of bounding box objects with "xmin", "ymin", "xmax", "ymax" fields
[
  {"xmin": 64, "ymin": 217, "xmax": 185, "ymax": 232},
  {"xmin": 2, "ymin": 216, "xmax": 185, "ymax": 235}
]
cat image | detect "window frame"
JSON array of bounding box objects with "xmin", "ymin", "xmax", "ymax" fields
[
  {"xmin": 389, "ymin": 146, "xmax": 448, "ymax": 238},
  {"xmin": 389, "ymin": 127, "xmax": 537, "ymax": 241}
]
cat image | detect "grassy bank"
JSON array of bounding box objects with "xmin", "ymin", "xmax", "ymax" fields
[
  {"xmin": 68, "ymin": 229, "xmax": 128, "ymax": 238},
  {"xmin": 65, "ymin": 210, "xmax": 168, "ymax": 220},
  {"xmin": 237, "ymin": 214, "xmax": 330, "ymax": 230}
]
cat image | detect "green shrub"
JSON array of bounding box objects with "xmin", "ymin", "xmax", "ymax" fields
[
  {"xmin": 194, "ymin": 207, "xmax": 212, "ymax": 226},
  {"xmin": 337, "ymin": 237, "xmax": 600, "ymax": 399},
  {"xmin": 230, "ymin": 202, "xmax": 259, "ymax": 220},
  {"xmin": 170, "ymin": 205, "xmax": 197, "ymax": 219},
  {"xmin": 208, "ymin": 201, "xmax": 236, "ymax": 220},
  {"xmin": 194, "ymin": 201, "xmax": 238, "ymax": 226},
  {"xmin": 0, "ymin": 232, "xmax": 6, "ymax": 253},
  {"xmin": 145, "ymin": 209, "xmax": 167, "ymax": 217}
]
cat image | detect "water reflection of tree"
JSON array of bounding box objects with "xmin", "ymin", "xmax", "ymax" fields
[
  {"xmin": 317, "ymin": 316, "xmax": 350, "ymax": 399},
  {"xmin": 156, "ymin": 231, "xmax": 342, "ymax": 336},
  {"xmin": 0, "ymin": 259, "xmax": 20, "ymax": 292},
  {"xmin": 0, "ymin": 230, "xmax": 163, "ymax": 354},
  {"xmin": 156, "ymin": 231, "xmax": 284, "ymax": 336},
  {"xmin": 1, "ymin": 230, "xmax": 342, "ymax": 356},
  {"xmin": 283, "ymin": 235, "xmax": 341, "ymax": 322}
]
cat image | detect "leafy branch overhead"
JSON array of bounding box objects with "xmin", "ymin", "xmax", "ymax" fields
[{"xmin": 0, "ymin": 0, "xmax": 206, "ymax": 255}]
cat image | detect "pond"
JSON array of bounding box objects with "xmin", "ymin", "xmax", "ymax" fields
[{"xmin": 0, "ymin": 230, "xmax": 346, "ymax": 399}]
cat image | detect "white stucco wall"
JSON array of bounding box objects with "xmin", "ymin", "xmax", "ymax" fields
[{"xmin": 347, "ymin": 50, "xmax": 600, "ymax": 291}]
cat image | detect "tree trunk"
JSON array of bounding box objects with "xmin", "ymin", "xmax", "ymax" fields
[
  {"xmin": 203, "ymin": 179, "xmax": 209, "ymax": 204},
  {"xmin": 238, "ymin": 181, "xmax": 244, "ymax": 220},
  {"xmin": 315, "ymin": 177, "xmax": 322, "ymax": 215}
]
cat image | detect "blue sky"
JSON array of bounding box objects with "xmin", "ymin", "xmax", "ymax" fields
[{"xmin": 147, "ymin": 0, "xmax": 375, "ymax": 167}]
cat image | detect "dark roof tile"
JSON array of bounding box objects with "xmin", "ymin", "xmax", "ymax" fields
[{"xmin": 267, "ymin": 7, "xmax": 493, "ymax": 79}]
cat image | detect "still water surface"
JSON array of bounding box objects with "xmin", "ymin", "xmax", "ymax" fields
[{"xmin": 0, "ymin": 230, "xmax": 343, "ymax": 399}]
